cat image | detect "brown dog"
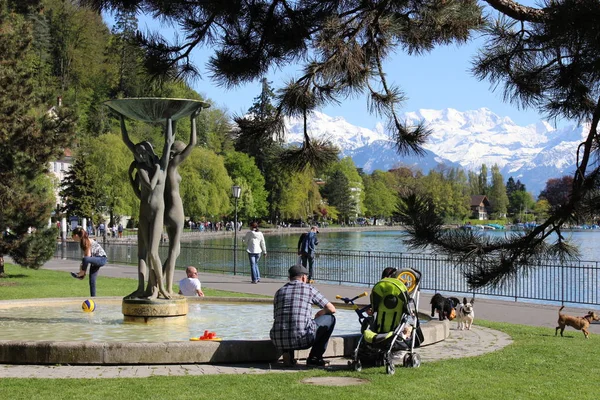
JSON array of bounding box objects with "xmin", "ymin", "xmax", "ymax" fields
[{"xmin": 555, "ymin": 306, "xmax": 600, "ymax": 339}]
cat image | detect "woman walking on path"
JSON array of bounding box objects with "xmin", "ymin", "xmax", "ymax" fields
[
  {"xmin": 70, "ymin": 227, "xmax": 108, "ymax": 297},
  {"xmin": 243, "ymin": 222, "xmax": 267, "ymax": 283}
]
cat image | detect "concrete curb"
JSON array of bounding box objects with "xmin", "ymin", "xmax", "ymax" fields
[{"xmin": 0, "ymin": 325, "xmax": 510, "ymax": 379}]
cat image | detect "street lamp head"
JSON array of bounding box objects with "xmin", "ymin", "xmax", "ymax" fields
[{"xmin": 232, "ymin": 185, "xmax": 242, "ymax": 199}]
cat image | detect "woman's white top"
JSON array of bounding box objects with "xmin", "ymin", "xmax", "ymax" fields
[{"xmin": 243, "ymin": 230, "xmax": 267, "ymax": 254}]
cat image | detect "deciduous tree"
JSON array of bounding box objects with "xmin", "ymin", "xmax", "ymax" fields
[
  {"xmin": 538, "ymin": 176, "xmax": 573, "ymax": 212},
  {"xmin": 488, "ymin": 164, "xmax": 508, "ymax": 218},
  {"xmin": 363, "ymin": 171, "xmax": 398, "ymax": 224},
  {"xmin": 224, "ymin": 151, "xmax": 269, "ymax": 220},
  {"xmin": 179, "ymin": 148, "xmax": 233, "ymax": 220}
]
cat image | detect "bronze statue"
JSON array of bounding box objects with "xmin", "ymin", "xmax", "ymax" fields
[
  {"xmin": 122, "ymin": 116, "xmax": 173, "ymax": 299},
  {"xmin": 105, "ymin": 98, "xmax": 209, "ymax": 301},
  {"xmin": 163, "ymin": 109, "xmax": 200, "ymax": 296}
]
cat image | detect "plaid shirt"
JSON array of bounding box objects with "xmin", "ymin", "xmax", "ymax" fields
[{"xmin": 270, "ymin": 280, "xmax": 330, "ymax": 350}]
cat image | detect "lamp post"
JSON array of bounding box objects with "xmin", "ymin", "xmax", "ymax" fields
[{"xmin": 232, "ymin": 185, "xmax": 242, "ymax": 275}]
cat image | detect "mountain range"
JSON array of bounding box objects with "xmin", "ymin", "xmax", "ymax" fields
[{"xmin": 284, "ymin": 108, "xmax": 586, "ymax": 195}]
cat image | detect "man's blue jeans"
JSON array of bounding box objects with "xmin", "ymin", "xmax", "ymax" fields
[
  {"xmin": 308, "ymin": 314, "xmax": 336, "ymax": 360},
  {"xmin": 248, "ymin": 253, "xmax": 261, "ymax": 282},
  {"xmin": 82, "ymin": 256, "xmax": 107, "ymax": 297}
]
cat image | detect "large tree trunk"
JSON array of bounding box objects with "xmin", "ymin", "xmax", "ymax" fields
[{"xmin": 0, "ymin": 255, "xmax": 6, "ymax": 277}]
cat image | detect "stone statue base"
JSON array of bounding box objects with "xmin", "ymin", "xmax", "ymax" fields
[{"xmin": 122, "ymin": 298, "xmax": 188, "ymax": 324}]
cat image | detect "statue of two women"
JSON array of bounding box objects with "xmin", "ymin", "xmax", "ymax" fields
[{"xmin": 121, "ymin": 109, "xmax": 199, "ymax": 299}]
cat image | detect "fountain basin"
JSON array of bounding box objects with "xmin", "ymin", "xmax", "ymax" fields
[
  {"xmin": 104, "ymin": 98, "xmax": 210, "ymax": 123},
  {"xmin": 122, "ymin": 297, "xmax": 188, "ymax": 324},
  {"xmin": 0, "ymin": 297, "xmax": 448, "ymax": 365}
]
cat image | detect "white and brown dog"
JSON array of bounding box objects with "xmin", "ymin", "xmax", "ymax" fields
[{"xmin": 456, "ymin": 297, "xmax": 475, "ymax": 330}]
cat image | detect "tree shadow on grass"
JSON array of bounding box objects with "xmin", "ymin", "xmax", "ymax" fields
[{"xmin": 0, "ymin": 273, "xmax": 28, "ymax": 281}]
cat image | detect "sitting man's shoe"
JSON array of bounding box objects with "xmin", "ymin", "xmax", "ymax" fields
[
  {"xmin": 70, "ymin": 272, "xmax": 84, "ymax": 280},
  {"xmin": 282, "ymin": 351, "xmax": 297, "ymax": 367},
  {"xmin": 306, "ymin": 357, "xmax": 328, "ymax": 367}
]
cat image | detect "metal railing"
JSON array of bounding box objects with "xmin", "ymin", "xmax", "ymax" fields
[{"xmin": 55, "ymin": 241, "xmax": 600, "ymax": 307}]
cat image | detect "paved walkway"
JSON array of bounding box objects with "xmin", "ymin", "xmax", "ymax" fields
[
  {"xmin": 1, "ymin": 258, "xmax": 598, "ymax": 379},
  {"xmin": 0, "ymin": 326, "xmax": 510, "ymax": 378}
]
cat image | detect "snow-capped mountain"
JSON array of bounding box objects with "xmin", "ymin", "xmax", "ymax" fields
[{"xmin": 284, "ymin": 109, "xmax": 586, "ymax": 195}]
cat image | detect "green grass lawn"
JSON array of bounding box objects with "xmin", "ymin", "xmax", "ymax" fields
[
  {"xmin": 1, "ymin": 264, "xmax": 599, "ymax": 399},
  {"xmin": 0, "ymin": 263, "xmax": 263, "ymax": 299}
]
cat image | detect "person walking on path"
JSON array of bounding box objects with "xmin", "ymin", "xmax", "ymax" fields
[
  {"xmin": 243, "ymin": 222, "xmax": 267, "ymax": 283},
  {"xmin": 70, "ymin": 226, "xmax": 108, "ymax": 297},
  {"xmin": 298, "ymin": 225, "xmax": 319, "ymax": 283},
  {"xmin": 178, "ymin": 266, "xmax": 204, "ymax": 296},
  {"xmin": 270, "ymin": 265, "xmax": 336, "ymax": 367}
]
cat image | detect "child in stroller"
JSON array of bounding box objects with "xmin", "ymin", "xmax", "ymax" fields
[{"xmin": 338, "ymin": 267, "xmax": 424, "ymax": 374}]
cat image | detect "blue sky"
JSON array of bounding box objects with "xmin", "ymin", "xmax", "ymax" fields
[{"xmin": 113, "ymin": 1, "xmax": 554, "ymax": 130}]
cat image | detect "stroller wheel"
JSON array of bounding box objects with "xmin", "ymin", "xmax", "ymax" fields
[
  {"xmin": 354, "ymin": 360, "xmax": 362, "ymax": 372},
  {"xmin": 402, "ymin": 353, "xmax": 412, "ymax": 368},
  {"xmin": 411, "ymin": 353, "xmax": 421, "ymax": 368},
  {"xmin": 386, "ymin": 362, "xmax": 395, "ymax": 375}
]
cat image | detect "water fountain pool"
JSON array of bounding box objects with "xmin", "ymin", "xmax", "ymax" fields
[
  {"xmin": 0, "ymin": 298, "xmax": 362, "ymax": 342},
  {"xmin": 0, "ymin": 297, "xmax": 446, "ymax": 365}
]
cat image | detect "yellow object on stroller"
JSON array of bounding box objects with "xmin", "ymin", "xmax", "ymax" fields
[{"xmin": 340, "ymin": 268, "xmax": 423, "ymax": 374}]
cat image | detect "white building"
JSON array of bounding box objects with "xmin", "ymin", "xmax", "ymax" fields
[{"xmin": 48, "ymin": 148, "xmax": 72, "ymax": 215}]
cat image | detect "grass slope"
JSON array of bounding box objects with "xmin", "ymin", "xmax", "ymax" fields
[{"xmin": 0, "ymin": 263, "xmax": 262, "ymax": 299}]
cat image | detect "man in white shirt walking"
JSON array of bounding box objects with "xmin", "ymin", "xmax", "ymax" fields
[
  {"xmin": 178, "ymin": 266, "xmax": 204, "ymax": 296},
  {"xmin": 243, "ymin": 222, "xmax": 267, "ymax": 283}
]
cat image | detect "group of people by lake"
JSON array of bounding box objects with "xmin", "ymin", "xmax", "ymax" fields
[
  {"xmin": 68, "ymin": 217, "xmax": 336, "ymax": 367},
  {"xmin": 188, "ymin": 220, "xmax": 242, "ymax": 232}
]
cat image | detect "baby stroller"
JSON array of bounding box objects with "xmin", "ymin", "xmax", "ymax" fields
[{"xmin": 339, "ymin": 268, "xmax": 424, "ymax": 374}]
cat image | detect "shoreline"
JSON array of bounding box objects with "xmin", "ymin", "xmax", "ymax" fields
[
  {"xmin": 88, "ymin": 224, "xmax": 406, "ymax": 245},
  {"xmin": 180, "ymin": 224, "xmax": 405, "ymax": 243}
]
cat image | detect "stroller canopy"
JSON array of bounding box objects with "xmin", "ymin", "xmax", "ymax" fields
[{"xmin": 371, "ymin": 278, "xmax": 410, "ymax": 333}]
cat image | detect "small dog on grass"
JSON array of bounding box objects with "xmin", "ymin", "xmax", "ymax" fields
[
  {"xmin": 556, "ymin": 306, "xmax": 600, "ymax": 339},
  {"xmin": 456, "ymin": 297, "xmax": 475, "ymax": 330},
  {"xmin": 430, "ymin": 293, "xmax": 459, "ymax": 321}
]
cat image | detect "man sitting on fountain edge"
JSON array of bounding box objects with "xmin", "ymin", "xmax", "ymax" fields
[
  {"xmin": 178, "ymin": 266, "xmax": 204, "ymax": 296},
  {"xmin": 270, "ymin": 264, "xmax": 336, "ymax": 367}
]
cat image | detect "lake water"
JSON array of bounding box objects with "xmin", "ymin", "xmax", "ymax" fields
[
  {"xmin": 198, "ymin": 229, "xmax": 600, "ymax": 261},
  {"xmin": 57, "ymin": 228, "xmax": 600, "ymax": 305}
]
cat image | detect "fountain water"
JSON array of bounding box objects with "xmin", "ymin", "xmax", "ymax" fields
[{"xmin": 0, "ymin": 297, "xmax": 446, "ymax": 365}]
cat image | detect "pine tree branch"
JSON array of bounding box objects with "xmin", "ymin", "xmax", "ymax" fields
[{"xmin": 483, "ymin": 0, "xmax": 546, "ymax": 22}]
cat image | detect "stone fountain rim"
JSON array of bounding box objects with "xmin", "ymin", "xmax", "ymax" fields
[{"xmin": 0, "ymin": 296, "xmax": 449, "ymax": 365}]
